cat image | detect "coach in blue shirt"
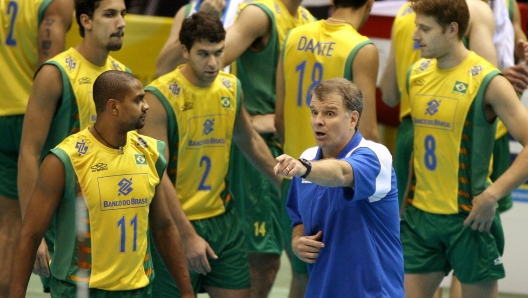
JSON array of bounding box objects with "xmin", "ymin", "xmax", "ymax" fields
[{"xmin": 274, "ymin": 78, "xmax": 404, "ymax": 297}]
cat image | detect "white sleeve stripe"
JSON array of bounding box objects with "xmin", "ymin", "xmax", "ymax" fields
[{"xmin": 347, "ymin": 139, "xmax": 393, "ymax": 203}]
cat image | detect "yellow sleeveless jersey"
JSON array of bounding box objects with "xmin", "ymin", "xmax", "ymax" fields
[
  {"xmin": 45, "ymin": 47, "xmax": 129, "ymax": 131},
  {"xmin": 0, "ymin": 0, "xmax": 51, "ymax": 116},
  {"xmin": 407, "ymin": 52, "xmax": 501, "ymax": 214},
  {"xmin": 145, "ymin": 66, "xmax": 241, "ymax": 220},
  {"xmin": 282, "ymin": 20, "xmax": 372, "ymax": 158},
  {"xmin": 236, "ymin": 0, "xmax": 315, "ymax": 115},
  {"xmin": 393, "ymin": 2, "xmax": 421, "ymax": 121},
  {"xmin": 51, "ymin": 128, "xmax": 166, "ymax": 290}
]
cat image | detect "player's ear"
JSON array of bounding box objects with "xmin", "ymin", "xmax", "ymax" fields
[
  {"xmin": 107, "ymin": 98, "xmax": 118, "ymax": 115},
  {"xmin": 80, "ymin": 13, "xmax": 93, "ymax": 32}
]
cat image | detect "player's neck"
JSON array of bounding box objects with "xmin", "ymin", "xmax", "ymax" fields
[
  {"xmin": 76, "ymin": 40, "xmax": 111, "ymax": 67},
  {"xmin": 436, "ymin": 42, "xmax": 470, "ymax": 70},
  {"xmin": 281, "ymin": 0, "xmax": 303, "ymax": 16},
  {"xmin": 180, "ymin": 64, "xmax": 214, "ymax": 88},
  {"xmin": 327, "ymin": 8, "xmax": 364, "ymax": 31}
]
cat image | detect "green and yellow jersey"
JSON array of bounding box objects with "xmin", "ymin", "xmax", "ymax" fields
[
  {"xmin": 145, "ymin": 66, "xmax": 241, "ymax": 220},
  {"xmin": 406, "ymin": 52, "xmax": 501, "ymax": 214},
  {"xmin": 281, "ymin": 20, "xmax": 372, "ymax": 158},
  {"xmin": 42, "ymin": 47, "xmax": 130, "ymax": 157},
  {"xmin": 236, "ymin": 0, "xmax": 315, "ymax": 116},
  {"xmin": 50, "ymin": 129, "xmax": 166, "ymax": 290},
  {"xmin": 0, "ymin": 0, "xmax": 52, "ymax": 116}
]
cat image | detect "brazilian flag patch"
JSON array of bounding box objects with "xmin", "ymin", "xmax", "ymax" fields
[
  {"xmin": 452, "ymin": 81, "xmax": 468, "ymax": 95},
  {"xmin": 221, "ymin": 96, "xmax": 231, "ymax": 108},
  {"xmin": 134, "ymin": 154, "xmax": 147, "ymax": 166}
]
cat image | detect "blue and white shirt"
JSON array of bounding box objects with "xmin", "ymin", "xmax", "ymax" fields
[{"xmin": 287, "ymin": 131, "xmax": 404, "ymax": 298}]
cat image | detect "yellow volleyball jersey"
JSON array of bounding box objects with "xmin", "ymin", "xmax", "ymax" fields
[
  {"xmin": 393, "ymin": 2, "xmax": 421, "ymax": 121},
  {"xmin": 407, "ymin": 52, "xmax": 501, "ymax": 214},
  {"xmin": 282, "ymin": 20, "xmax": 372, "ymax": 158},
  {"xmin": 51, "ymin": 128, "xmax": 166, "ymax": 290},
  {"xmin": 45, "ymin": 47, "xmax": 129, "ymax": 131},
  {"xmin": 236, "ymin": 0, "xmax": 315, "ymax": 115},
  {"xmin": 0, "ymin": 0, "xmax": 51, "ymax": 116},
  {"xmin": 145, "ymin": 66, "xmax": 241, "ymax": 220}
]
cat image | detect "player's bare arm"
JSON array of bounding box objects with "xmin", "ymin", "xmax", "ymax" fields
[
  {"xmin": 10, "ymin": 154, "xmax": 65, "ymax": 298},
  {"xmin": 233, "ymin": 104, "xmax": 281, "ymax": 189},
  {"xmin": 37, "ymin": 0, "xmax": 73, "ymax": 65},
  {"xmin": 275, "ymin": 55, "xmax": 286, "ymax": 144},
  {"xmin": 352, "ymin": 44, "xmax": 380, "ymax": 142},
  {"xmin": 466, "ymin": 0, "xmax": 498, "ymax": 67},
  {"xmin": 465, "ymin": 75, "xmax": 528, "ymax": 231},
  {"xmin": 150, "ymin": 177, "xmax": 194, "ymax": 297},
  {"xmin": 156, "ymin": 7, "xmax": 187, "ymax": 77},
  {"xmin": 223, "ymin": 5, "xmax": 270, "ymax": 67},
  {"xmin": 18, "ymin": 65, "xmax": 63, "ymax": 218},
  {"xmin": 380, "ymin": 34, "xmax": 400, "ymax": 108}
]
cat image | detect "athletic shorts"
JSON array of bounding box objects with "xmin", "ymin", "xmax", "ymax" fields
[
  {"xmin": 281, "ymin": 178, "xmax": 308, "ymax": 274},
  {"xmin": 50, "ymin": 275, "xmax": 151, "ymax": 297},
  {"xmin": 0, "ymin": 115, "xmax": 24, "ymax": 199},
  {"xmin": 401, "ymin": 205, "xmax": 505, "ymax": 283},
  {"xmin": 151, "ymin": 208, "xmax": 250, "ymax": 297},
  {"xmin": 491, "ymin": 134, "xmax": 513, "ymax": 213},
  {"xmin": 394, "ymin": 116, "xmax": 413, "ymax": 208},
  {"xmin": 230, "ymin": 133, "xmax": 283, "ymax": 254}
]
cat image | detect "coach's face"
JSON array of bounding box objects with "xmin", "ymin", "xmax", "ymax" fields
[{"xmin": 310, "ymin": 93, "xmax": 358, "ymax": 159}]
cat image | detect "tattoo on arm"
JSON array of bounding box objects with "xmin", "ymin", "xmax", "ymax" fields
[{"xmin": 41, "ymin": 19, "xmax": 55, "ymax": 57}]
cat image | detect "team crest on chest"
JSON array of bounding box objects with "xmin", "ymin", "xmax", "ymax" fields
[
  {"xmin": 170, "ymin": 82, "xmax": 181, "ymax": 95},
  {"xmin": 75, "ymin": 139, "xmax": 88, "ymax": 156},
  {"xmin": 221, "ymin": 78, "xmax": 232, "ymax": 89},
  {"xmin": 470, "ymin": 65, "xmax": 483, "ymax": 76},
  {"xmin": 65, "ymin": 56, "xmax": 77, "ymax": 71}
]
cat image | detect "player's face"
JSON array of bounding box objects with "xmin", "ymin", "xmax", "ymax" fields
[
  {"xmin": 119, "ymin": 79, "xmax": 148, "ymax": 130},
  {"xmin": 309, "ymin": 94, "xmax": 357, "ymax": 158},
  {"xmin": 183, "ymin": 40, "xmax": 225, "ymax": 88},
  {"xmin": 412, "ymin": 14, "xmax": 450, "ymax": 60},
  {"xmin": 88, "ymin": 0, "xmax": 126, "ymax": 51}
]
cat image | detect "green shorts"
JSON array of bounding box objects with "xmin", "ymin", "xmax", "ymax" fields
[
  {"xmin": 492, "ymin": 134, "xmax": 513, "ymax": 213},
  {"xmin": 281, "ymin": 178, "xmax": 308, "ymax": 274},
  {"xmin": 0, "ymin": 115, "xmax": 24, "ymax": 199},
  {"xmin": 229, "ymin": 133, "xmax": 283, "ymax": 255},
  {"xmin": 50, "ymin": 275, "xmax": 151, "ymax": 297},
  {"xmin": 151, "ymin": 208, "xmax": 250, "ymax": 297},
  {"xmin": 401, "ymin": 205, "xmax": 505, "ymax": 283},
  {"xmin": 394, "ymin": 116, "xmax": 413, "ymax": 208}
]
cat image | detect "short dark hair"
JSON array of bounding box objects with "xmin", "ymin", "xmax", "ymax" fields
[
  {"xmin": 333, "ymin": 0, "xmax": 368, "ymax": 9},
  {"xmin": 179, "ymin": 12, "xmax": 225, "ymax": 51},
  {"xmin": 93, "ymin": 70, "xmax": 138, "ymax": 114},
  {"xmin": 311, "ymin": 78, "xmax": 364, "ymax": 120},
  {"xmin": 75, "ymin": 0, "xmax": 104, "ymax": 37},
  {"xmin": 411, "ymin": 0, "xmax": 469, "ymax": 40}
]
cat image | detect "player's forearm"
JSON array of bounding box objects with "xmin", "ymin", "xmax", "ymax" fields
[
  {"xmin": 241, "ymin": 135, "xmax": 281, "ymax": 189},
  {"xmin": 156, "ymin": 43, "xmax": 184, "ymax": 78},
  {"xmin": 484, "ymin": 147, "xmax": 528, "ymax": 203},
  {"xmin": 17, "ymin": 152, "xmax": 40, "ymax": 219},
  {"xmin": 9, "ymin": 228, "xmax": 44, "ymax": 297},
  {"xmin": 151, "ymin": 226, "xmax": 193, "ymax": 296}
]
